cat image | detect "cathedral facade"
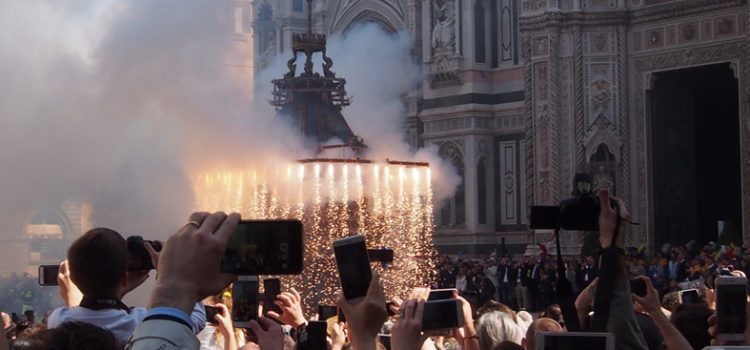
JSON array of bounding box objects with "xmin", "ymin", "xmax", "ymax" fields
[{"xmin": 250, "ymin": 0, "xmax": 750, "ymax": 255}]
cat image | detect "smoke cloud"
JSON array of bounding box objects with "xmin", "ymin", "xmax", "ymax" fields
[{"xmin": 0, "ymin": 0, "xmax": 458, "ymax": 293}]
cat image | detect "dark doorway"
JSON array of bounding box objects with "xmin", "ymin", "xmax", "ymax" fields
[{"xmin": 650, "ymin": 63, "xmax": 742, "ymax": 248}]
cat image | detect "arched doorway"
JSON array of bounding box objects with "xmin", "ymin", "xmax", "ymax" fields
[{"xmin": 650, "ymin": 62, "xmax": 742, "ymax": 247}]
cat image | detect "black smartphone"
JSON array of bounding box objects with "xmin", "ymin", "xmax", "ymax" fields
[
  {"xmin": 232, "ymin": 276, "xmax": 259, "ymax": 328},
  {"xmin": 630, "ymin": 279, "xmax": 647, "ymax": 298},
  {"xmin": 333, "ymin": 235, "xmax": 372, "ymax": 301},
  {"xmin": 38, "ymin": 265, "xmax": 59, "ymax": 286},
  {"xmin": 263, "ymin": 278, "xmax": 283, "ymax": 315},
  {"xmin": 378, "ymin": 334, "xmax": 392, "ymax": 350},
  {"xmin": 421, "ymin": 299, "xmax": 464, "ymax": 331},
  {"xmin": 221, "ymin": 220, "xmax": 304, "ymax": 275},
  {"xmin": 367, "ymin": 248, "xmax": 394, "ymax": 264},
  {"xmin": 678, "ymin": 289, "xmax": 700, "ymax": 304},
  {"xmin": 338, "ymin": 307, "xmax": 346, "ymax": 323},
  {"xmin": 535, "ymin": 332, "xmax": 614, "ymax": 350},
  {"xmin": 715, "ymin": 276, "xmax": 747, "ymax": 342},
  {"xmin": 205, "ymin": 305, "xmax": 221, "ymax": 324},
  {"xmin": 318, "ymin": 305, "xmax": 338, "ymax": 321},
  {"xmin": 299, "ymin": 320, "xmax": 328, "ymax": 350},
  {"xmin": 428, "ymin": 288, "xmax": 458, "ymax": 300}
]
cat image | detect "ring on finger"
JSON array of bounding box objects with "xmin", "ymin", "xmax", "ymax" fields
[{"xmin": 185, "ymin": 220, "xmax": 201, "ymax": 229}]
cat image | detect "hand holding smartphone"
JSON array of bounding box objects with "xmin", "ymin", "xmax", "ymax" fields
[
  {"xmin": 715, "ymin": 276, "xmax": 747, "ymax": 342},
  {"xmin": 421, "ymin": 299, "xmax": 464, "ymax": 332},
  {"xmin": 232, "ymin": 276, "xmax": 259, "ymax": 328},
  {"xmin": 333, "ymin": 235, "xmax": 372, "ymax": 302},
  {"xmin": 221, "ymin": 220, "xmax": 303, "ymax": 275},
  {"xmin": 263, "ymin": 278, "xmax": 283, "ymax": 316},
  {"xmin": 38, "ymin": 265, "xmax": 60, "ymax": 286},
  {"xmin": 205, "ymin": 305, "xmax": 222, "ymax": 324}
]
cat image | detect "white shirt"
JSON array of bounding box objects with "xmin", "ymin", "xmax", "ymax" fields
[
  {"xmin": 48, "ymin": 306, "xmax": 149, "ymax": 347},
  {"xmin": 456, "ymin": 275, "xmax": 467, "ymax": 292},
  {"xmin": 48, "ymin": 303, "xmax": 205, "ymax": 347}
]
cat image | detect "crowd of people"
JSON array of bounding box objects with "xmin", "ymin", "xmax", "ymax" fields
[
  {"xmin": 1, "ymin": 189, "xmax": 750, "ymax": 350},
  {"xmin": 435, "ymin": 238, "xmax": 750, "ymax": 316}
]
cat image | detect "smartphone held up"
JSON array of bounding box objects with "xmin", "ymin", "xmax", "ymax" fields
[
  {"xmin": 715, "ymin": 276, "xmax": 747, "ymax": 342},
  {"xmin": 221, "ymin": 220, "xmax": 303, "ymax": 275},
  {"xmin": 333, "ymin": 235, "xmax": 372, "ymax": 302}
]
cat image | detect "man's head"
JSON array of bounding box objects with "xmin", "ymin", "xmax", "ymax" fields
[
  {"xmin": 523, "ymin": 317, "xmax": 563, "ymax": 350},
  {"xmin": 67, "ymin": 228, "xmax": 128, "ymax": 297}
]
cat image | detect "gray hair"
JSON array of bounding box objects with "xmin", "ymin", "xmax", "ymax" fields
[{"xmin": 476, "ymin": 311, "xmax": 525, "ymax": 349}]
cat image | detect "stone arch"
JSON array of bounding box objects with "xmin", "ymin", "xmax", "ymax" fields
[
  {"xmin": 633, "ymin": 40, "xmax": 750, "ymax": 244},
  {"xmin": 25, "ymin": 207, "xmax": 73, "ymax": 238},
  {"xmin": 329, "ymin": 2, "xmax": 406, "ymax": 35},
  {"xmin": 343, "ymin": 9, "xmax": 399, "ymax": 35}
]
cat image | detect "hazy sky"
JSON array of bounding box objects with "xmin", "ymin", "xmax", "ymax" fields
[{"xmin": 0, "ymin": 0, "xmax": 457, "ymax": 243}]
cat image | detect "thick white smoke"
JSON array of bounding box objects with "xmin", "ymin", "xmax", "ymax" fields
[{"xmin": 0, "ymin": 1, "xmax": 458, "ymax": 300}]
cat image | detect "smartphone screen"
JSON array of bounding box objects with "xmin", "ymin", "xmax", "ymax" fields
[
  {"xmin": 630, "ymin": 279, "xmax": 647, "ymax": 298},
  {"xmin": 38, "ymin": 265, "xmax": 60, "ymax": 286},
  {"xmin": 535, "ymin": 332, "xmax": 614, "ymax": 350},
  {"xmin": 221, "ymin": 220, "xmax": 303, "ymax": 275},
  {"xmin": 421, "ymin": 299, "xmax": 464, "ymax": 331},
  {"xmin": 318, "ymin": 305, "xmax": 338, "ymax": 321},
  {"xmin": 717, "ymin": 280, "xmax": 747, "ymax": 338},
  {"xmin": 263, "ymin": 278, "xmax": 283, "ymax": 315},
  {"xmin": 205, "ymin": 305, "xmax": 221, "ymax": 324},
  {"xmin": 679, "ymin": 289, "xmax": 700, "ymax": 304},
  {"xmin": 333, "ymin": 235, "xmax": 372, "ymax": 300},
  {"xmin": 378, "ymin": 334, "xmax": 392, "ymax": 350},
  {"xmin": 299, "ymin": 320, "xmax": 328, "ymax": 350},
  {"xmin": 367, "ymin": 248, "xmax": 394, "ymax": 264},
  {"xmin": 232, "ymin": 276, "xmax": 259, "ymax": 328},
  {"xmin": 428, "ymin": 288, "xmax": 457, "ymax": 300}
]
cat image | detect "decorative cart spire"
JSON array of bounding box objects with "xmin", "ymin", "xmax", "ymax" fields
[{"xmin": 270, "ymin": 0, "xmax": 366, "ymax": 154}]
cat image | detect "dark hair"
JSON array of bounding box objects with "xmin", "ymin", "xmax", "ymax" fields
[
  {"xmin": 670, "ymin": 303, "xmax": 713, "ymax": 350},
  {"xmin": 68, "ymin": 228, "xmax": 128, "ymax": 297},
  {"xmin": 542, "ymin": 304, "xmax": 563, "ymax": 324}
]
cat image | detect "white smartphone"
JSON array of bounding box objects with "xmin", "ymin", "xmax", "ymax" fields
[
  {"xmin": 333, "ymin": 235, "xmax": 371, "ymax": 303},
  {"xmin": 232, "ymin": 276, "xmax": 259, "ymax": 328},
  {"xmin": 535, "ymin": 332, "xmax": 615, "ymax": 350},
  {"xmin": 716, "ymin": 276, "xmax": 747, "ymax": 342}
]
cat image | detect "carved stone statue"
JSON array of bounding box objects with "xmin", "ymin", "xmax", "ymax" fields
[{"xmin": 431, "ymin": 0, "xmax": 455, "ymax": 51}]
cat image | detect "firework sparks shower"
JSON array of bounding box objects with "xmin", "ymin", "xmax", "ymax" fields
[{"xmin": 193, "ymin": 0, "xmax": 437, "ymax": 307}]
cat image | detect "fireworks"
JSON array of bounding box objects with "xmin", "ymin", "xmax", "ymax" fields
[{"xmin": 194, "ymin": 160, "xmax": 437, "ymax": 309}]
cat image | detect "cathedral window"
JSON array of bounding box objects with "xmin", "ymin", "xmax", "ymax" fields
[
  {"xmin": 477, "ymin": 158, "xmax": 488, "ymax": 224},
  {"xmin": 474, "ymin": 1, "xmax": 486, "ymax": 63},
  {"xmin": 293, "ymin": 0, "xmax": 303, "ymax": 12},
  {"xmin": 439, "ymin": 143, "xmax": 466, "ymax": 226}
]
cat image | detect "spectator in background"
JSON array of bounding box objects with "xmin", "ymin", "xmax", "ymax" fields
[
  {"xmin": 456, "ymin": 266, "xmax": 468, "ymax": 293},
  {"xmin": 514, "ymin": 260, "xmax": 528, "ymax": 311},
  {"xmin": 498, "ymin": 257, "xmax": 517, "ymax": 307},
  {"xmin": 578, "ymin": 256, "xmax": 598, "ymax": 289}
]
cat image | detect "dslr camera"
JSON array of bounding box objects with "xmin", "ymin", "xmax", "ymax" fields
[
  {"xmin": 530, "ymin": 173, "xmax": 617, "ymax": 231},
  {"xmin": 127, "ymin": 235, "xmax": 162, "ymax": 270}
]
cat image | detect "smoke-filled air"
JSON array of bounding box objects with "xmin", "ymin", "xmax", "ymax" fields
[{"xmin": 0, "ymin": 0, "xmax": 459, "ymax": 305}]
